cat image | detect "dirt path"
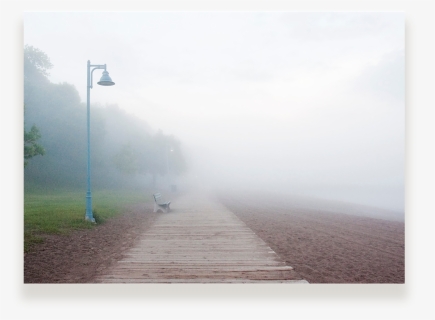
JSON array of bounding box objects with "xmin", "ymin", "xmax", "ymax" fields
[{"xmin": 24, "ymin": 203, "xmax": 159, "ymax": 283}]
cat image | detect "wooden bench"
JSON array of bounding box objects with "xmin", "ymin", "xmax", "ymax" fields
[{"xmin": 153, "ymin": 193, "xmax": 171, "ymax": 213}]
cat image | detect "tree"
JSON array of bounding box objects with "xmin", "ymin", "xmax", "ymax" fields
[
  {"xmin": 144, "ymin": 131, "xmax": 188, "ymax": 187},
  {"xmin": 113, "ymin": 144, "xmax": 140, "ymax": 176},
  {"xmin": 24, "ymin": 44, "xmax": 53, "ymax": 82},
  {"xmin": 24, "ymin": 125, "xmax": 45, "ymax": 167},
  {"xmin": 23, "ymin": 45, "xmax": 188, "ymax": 189}
]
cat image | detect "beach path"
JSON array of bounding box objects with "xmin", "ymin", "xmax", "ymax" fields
[{"xmin": 95, "ymin": 191, "xmax": 308, "ymax": 283}]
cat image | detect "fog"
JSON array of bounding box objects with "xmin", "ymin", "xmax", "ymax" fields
[{"xmin": 24, "ymin": 12, "xmax": 404, "ymax": 213}]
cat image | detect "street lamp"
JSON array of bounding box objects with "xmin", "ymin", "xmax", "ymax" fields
[
  {"xmin": 166, "ymin": 146, "xmax": 174, "ymax": 191},
  {"xmin": 85, "ymin": 60, "xmax": 115, "ymax": 222}
]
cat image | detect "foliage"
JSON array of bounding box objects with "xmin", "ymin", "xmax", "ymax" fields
[
  {"xmin": 146, "ymin": 130, "xmax": 187, "ymax": 176},
  {"xmin": 113, "ymin": 144, "xmax": 141, "ymax": 175},
  {"xmin": 24, "ymin": 45, "xmax": 187, "ymax": 190},
  {"xmin": 23, "ymin": 45, "xmax": 188, "ymax": 251},
  {"xmin": 24, "ymin": 44, "xmax": 53, "ymax": 79},
  {"xmin": 24, "ymin": 124, "xmax": 45, "ymax": 167}
]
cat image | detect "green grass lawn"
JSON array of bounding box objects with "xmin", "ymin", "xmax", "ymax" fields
[{"xmin": 24, "ymin": 189, "xmax": 150, "ymax": 252}]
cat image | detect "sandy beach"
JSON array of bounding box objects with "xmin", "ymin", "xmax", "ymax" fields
[
  {"xmin": 24, "ymin": 204, "xmax": 159, "ymax": 283},
  {"xmin": 218, "ymin": 191, "xmax": 405, "ymax": 283},
  {"xmin": 24, "ymin": 191, "xmax": 404, "ymax": 283}
]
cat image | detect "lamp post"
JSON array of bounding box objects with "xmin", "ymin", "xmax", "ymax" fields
[
  {"xmin": 166, "ymin": 145, "xmax": 174, "ymax": 191},
  {"xmin": 85, "ymin": 60, "xmax": 115, "ymax": 222}
]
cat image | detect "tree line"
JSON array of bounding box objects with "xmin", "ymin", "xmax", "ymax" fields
[{"xmin": 24, "ymin": 45, "xmax": 187, "ymax": 190}]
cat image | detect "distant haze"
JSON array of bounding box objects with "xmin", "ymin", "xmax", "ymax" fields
[{"xmin": 24, "ymin": 12, "xmax": 404, "ymax": 212}]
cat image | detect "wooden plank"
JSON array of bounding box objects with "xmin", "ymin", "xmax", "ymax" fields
[
  {"xmin": 94, "ymin": 192, "xmax": 308, "ymax": 283},
  {"xmin": 98, "ymin": 279, "xmax": 310, "ymax": 283}
]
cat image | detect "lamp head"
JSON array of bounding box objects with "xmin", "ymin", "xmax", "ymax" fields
[{"xmin": 97, "ymin": 70, "xmax": 115, "ymax": 86}]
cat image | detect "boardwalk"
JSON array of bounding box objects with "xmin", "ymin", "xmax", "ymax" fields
[{"xmin": 95, "ymin": 192, "xmax": 308, "ymax": 283}]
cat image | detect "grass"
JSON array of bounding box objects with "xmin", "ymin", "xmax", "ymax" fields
[{"xmin": 24, "ymin": 189, "xmax": 150, "ymax": 252}]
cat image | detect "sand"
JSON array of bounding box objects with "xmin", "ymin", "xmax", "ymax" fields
[
  {"xmin": 24, "ymin": 203, "xmax": 159, "ymax": 283},
  {"xmin": 24, "ymin": 191, "xmax": 404, "ymax": 283},
  {"xmin": 218, "ymin": 191, "xmax": 405, "ymax": 283}
]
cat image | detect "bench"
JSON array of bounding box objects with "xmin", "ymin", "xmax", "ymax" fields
[{"xmin": 153, "ymin": 193, "xmax": 171, "ymax": 213}]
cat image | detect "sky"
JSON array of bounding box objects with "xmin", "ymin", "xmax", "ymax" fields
[{"xmin": 24, "ymin": 12, "xmax": 405, "ymax": 211}]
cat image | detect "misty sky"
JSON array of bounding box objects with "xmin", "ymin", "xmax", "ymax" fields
[{"xmin": 24, "ymin": 12, "xmax": 404, "ymax": 211}]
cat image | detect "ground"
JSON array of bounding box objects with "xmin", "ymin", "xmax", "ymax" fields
[
  {"xmin": 24, "ymin": 193, "xmax": 405, "ymax": 283},
  {"xmin": 219, "ymin": 192, "xmax": 405, "ymax": 283},
  {"xmin": 24, "ymin": 203, "xmax": 159, "ymax": 283}
]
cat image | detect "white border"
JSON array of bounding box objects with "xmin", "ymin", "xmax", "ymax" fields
[{"xmin": 1, "ymin": 1, "xmax": 434, "ymax": 320}]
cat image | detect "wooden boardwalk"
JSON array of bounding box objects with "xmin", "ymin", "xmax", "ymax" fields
[{"xmin": 95, "ymin": 192, "xmax": 308, "ymax": 283}]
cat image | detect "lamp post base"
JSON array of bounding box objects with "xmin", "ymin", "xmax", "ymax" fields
[
  {"xmin": 85, "ymin": 191, "xmax": 94, "ymax": 222},
  {"xmin": 85, "ymin": 214, "xmax": 96, "ymax": 223}
]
